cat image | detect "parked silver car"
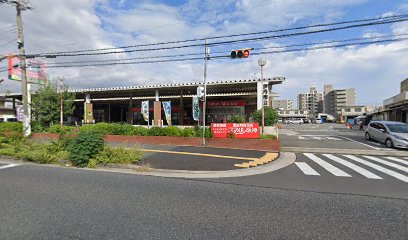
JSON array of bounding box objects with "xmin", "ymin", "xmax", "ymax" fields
[{"xmin": 365, "ymin": 121, "xmax": 408, "ymax": 149}]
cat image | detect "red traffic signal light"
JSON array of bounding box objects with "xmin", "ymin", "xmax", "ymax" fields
[{"xmin": 231, "ymin": 48, "xmax": 252, "ymax": 59}]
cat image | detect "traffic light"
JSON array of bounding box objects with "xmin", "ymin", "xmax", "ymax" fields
[
  {"xmin": 262, "ymin": 83, "xmax": 269, "ymax": 106},
  {"xmin": 197, "ymin": 86, "xmax": 204, "ymax": 99},
  {"xmin": 230, "ymin": 48, "xmax": 253, "ymax": 59}
]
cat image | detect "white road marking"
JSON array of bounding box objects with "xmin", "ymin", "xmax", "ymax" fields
[
  {"xmin": 339, "ymin": 136, "xmax": 380, "ymax": 150},
  {"xmin": 344, "ymin": 155, "xmax": 408, "ymax": 183},
  {"xmin": 363, "ymin": 156, "xmax": 408, "ymax": 173},
  {"xmin": 0, "ymin": 164, "xmax": 20, "ymax": 170},
  {"xmin": 303, "ymin": 153, "xmax": 351, "ymax": 177},
  {"xmin": 294, "ymin": 162, "xmax": 320, "ymax": 176},
  {"xmin": 385, "ymin": 157, "xmax": 408, "ymax": 166},
  {"xmin": 323, "ymin": 154, "xmax": 382, "ymax": 179}
]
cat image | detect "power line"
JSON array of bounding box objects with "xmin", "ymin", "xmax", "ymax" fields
[
  {"xmin": 27, "ymin": 17, "xmax": 408, "ymax": 59},
  {"xmin": 44, "ymin": 33, "xmax": 408, "ymax": 66},
  {"xmin": 28, "ymin": 14, "xmax": 408, "ymax": 56},
  {"xmin": 0, "ymin": 38, "xmax": 16, "ymax": 49},
  {"xmin": 42, "ymin": 37, "xmax": 408, "ymax": 69}
]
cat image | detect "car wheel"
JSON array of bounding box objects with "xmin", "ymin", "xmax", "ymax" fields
[
  {"xmin": 385, "ymin": 138, "xmax": 394, "ymax": 148},
  {"xmin": 365, "ymin": 132, "xmax": 371, "ymax": 140}
]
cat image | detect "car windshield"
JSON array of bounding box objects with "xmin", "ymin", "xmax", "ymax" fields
[{"xmin": 386, "ymin": 124, "xmax": 408, "ymax": 133}]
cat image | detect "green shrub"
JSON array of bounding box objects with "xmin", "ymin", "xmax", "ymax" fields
[
  {"xmin": 181, "ymin": 128, "xmax": 196, "ymax": 137},
  {"xmin": 251, "ymin": 106, "xmax": 279, "ymax": 126},
  {"xmin": 132, "ymin": 127, "xmax": 148, "ymax": 136},
  {"xmin": 164, "ymin": 126, "xmax": 182, "ymax": 137},
  {"xmin": 47, "ymin": 124, "xmax": 76, "ymax": 134},
  {"xmin": 147, "ymin": 126, "xmax": 166, "ymax": 136},
  {"xmin": 0, "ymin": 122, "xmax": 22, "ymax": 134},
  {"xmin": 228, "ymin": 115, "xmax": 246, "ymax": 123},
  {"xmin": 260, "ymin": 134, "xmax": 277, "ymax": 140},
  {"xmin": 80, "ymin": 123, "xmax": 112, "ymax": 135},
  {"xmin": 110, "ymin": 123, "xmax": 135, "ymax": 135},
  {"xmin": 69, "ymin": 130, "xmax": 104, "ymax": 167},
  {"xmin": 204, "ymin": 127, "xmax": 213, "ymax": 138},
  {"xmin": 92, "ymin": 145, "xmax": 143, "ymax": 165}
]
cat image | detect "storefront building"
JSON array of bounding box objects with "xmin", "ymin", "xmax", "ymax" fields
[{"xmin": 68, "ymin": 77, "xmax": 285, "ymax": 126}]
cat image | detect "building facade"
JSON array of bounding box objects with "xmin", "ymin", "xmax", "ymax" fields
[
  {"xmin": 324, "ymin": 86, "xmax": 356, "ymax": 119},
  {"xmin": 272, "ymin": 99, "xmax": 294, "ymax": 110},
  {"xmin": 297, "ymin": 87, "xmax": 323, "ymax": 115},
  {"xmin": 381, "ymin": 78, "xmax": 408, "ymax": 123}
]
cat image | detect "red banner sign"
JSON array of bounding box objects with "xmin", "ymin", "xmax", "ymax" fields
[{"xmin": 211, "ymin": 123, "xmax": 260, "ymax": 138}]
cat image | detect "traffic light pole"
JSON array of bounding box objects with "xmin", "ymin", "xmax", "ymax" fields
[
  {"xmin": 202, "ymin": 39, "xmax": 209, "ymax": 146},
  {"xmin": 16, "ymin": 1, "xmax": 30, "ymax": 137},
  {"xmin": 261, "ymin": 65, "xmax": 265, "ymax": 135}
]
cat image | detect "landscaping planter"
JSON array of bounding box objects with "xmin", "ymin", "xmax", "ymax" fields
[{"xmin": 31, "ymin": 133, "xmax": 280, "ymax": 152}]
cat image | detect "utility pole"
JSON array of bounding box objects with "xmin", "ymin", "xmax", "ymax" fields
[
  {"xmin": 59, "ymin": 76, "xmax": 64, "ymax": 128},
  {"xmin": 1, "ymin": 0, "xmax": 32, "ymax": 136},
  {"xmin": 16, "ymin": 0, "xmax": 30, "ymax": 136},
  {"xmin": 202, "ymin": 39, "xmax": 209, "ymax": 146}
]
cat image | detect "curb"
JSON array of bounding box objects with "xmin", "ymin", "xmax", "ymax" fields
[
  {"xmin": 98, "ymin": 152, "xmax": 295, "ymax": 178},
  {"xmin": 0, "ymin": 152, "xmax": 296, "ymax": 179}
]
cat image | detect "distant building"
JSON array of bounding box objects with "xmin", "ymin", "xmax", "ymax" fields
[
  {"xmin": 324, "ymin": 85, "xmax": 356, "ymax": 119},
  {"xmin": 340, "ymin": 105, "xmax": 369, "ymax": 122},
  {"xmin": 278, "ymin": 109, "xmax": 309, "ymax": 120},
  {"xmin": 381, "ymin": 78, "xmax": 408, "ymax": 123},
  {"xmin": 297, "ymin": 87, "xmax": 323, "ymax": 115},
  {"xmin": 272, "ymin": 99, "xmax": 295, "ymax": 110}
]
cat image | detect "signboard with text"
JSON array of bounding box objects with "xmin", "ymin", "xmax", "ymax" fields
[
  {"xmin": 8, "ymin": 57, "xmax": 48, "ymax": 85},
  {"xmin": 211, "ymin": 123, "xmax": 260, "ymax": 138}
]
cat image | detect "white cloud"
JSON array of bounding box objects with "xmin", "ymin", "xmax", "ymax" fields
[{"xmin": 0, "ymin": 0, "xmax": 407, "ymax": 108}]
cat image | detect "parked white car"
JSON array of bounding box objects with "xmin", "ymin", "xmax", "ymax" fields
[
  {"xmin": 365, "ymin": 121, "xmax": 408, "ymax": 149},
  {"xmin": 289, "ymin": 119, "xmax": 304, "ymax": 124}
]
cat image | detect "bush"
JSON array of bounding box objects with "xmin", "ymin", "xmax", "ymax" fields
[
  {"xmin": 164, "ymin": 126, "xmax": 182, "ymax": 137},
  {"xmin": 0, "ymin": 122, "xmax": 22, "ymax": 135},
  {"xmin": 260, "ymin": 134, "xmax": 277, "ymax": 140},
  {"xmin": 251, "ymin": 107, "xmax": 279, "ymax": 126},
  {"xmin": 181, "ymin": 128, "xmax": 196, "ymax": 137},
  {"xmin": 228, "ymin": 115, "xmax": 246, "ymax": 123},
  {"xmin": 47, "ymin": 124, "xmax": 76, "ymax": 134},
  {"xmin": 109, "ymin": 123, "xmax": 136, "ymax": 135},
  {"xmin": 92, "ymin": 145, "xmax": 143, "ymax": 165},
  {"xmin": 69, "ymin": 130, "xmax": 104, "ymax": 167},
  {"xmin": 147, "ymin": 126, "xmax": 166, "ymax": 136},
  {"xmin": 132, "ymin": 126, "xmax": 148, "ymax": 136},
  {"xmin": 80, "ymin": 123, "xmax": 112, "ymax": 135}
]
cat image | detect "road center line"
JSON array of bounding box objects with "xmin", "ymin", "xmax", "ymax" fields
[
  {"xmin": 0, "ymin": 164, "xmax": 20, "ymax": 170},
  {"xmin": 303, "ymin": 153, "xmax": 351, "ymax": 177}
]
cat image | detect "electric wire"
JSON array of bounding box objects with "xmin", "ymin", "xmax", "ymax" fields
[
  {"xmin": 44, "ymin": 33, "xmax": 408, "ymax": 66},
  {"xmin": 42, "ymin": 37, "xmax": 408, "ymax": 69},
  {"xmin": 28, "ymin": 14, "xmax": 408, "ymax": 57}
]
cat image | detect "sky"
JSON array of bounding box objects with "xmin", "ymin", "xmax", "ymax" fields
[{"xmin": 0, "ymin": 0, "xmax": 407, "ymax": 107}]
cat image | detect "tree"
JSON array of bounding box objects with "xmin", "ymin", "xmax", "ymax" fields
[
  {"xmin": 31, "ymin": 83, "xmax": 75, "ymax": 128},
  {"xmin": 251, "ymin": 106, "xmax": 279, "ymax": 126}
]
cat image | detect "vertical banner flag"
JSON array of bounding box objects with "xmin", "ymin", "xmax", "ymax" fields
[
  {"xmin": 192, "ymin": 96, "xmax": 199, "ymax": 121},
  {"xmin": 162, "ymin": 101, "xmax": 172, "ymax": 125},
  {"xmin": 16, "ymin": 105, "xmax": 24, "ymax": 122},
  {"xmin": 141, "ymin": 101, "xmax": 149, "ymax": 122}
]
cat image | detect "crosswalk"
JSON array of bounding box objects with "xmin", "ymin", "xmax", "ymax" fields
[{"xmin": 296, "ymin": 153, "xmax": 408, "ymax": 183}]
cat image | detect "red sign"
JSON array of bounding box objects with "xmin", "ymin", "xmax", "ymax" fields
[
  {"xmin": 206, "ymin": 100, "xmax": 246, "ymax": 107},
  {"xmin": 211, "ymin": 123, "xmax": 260, "ymax": 138},
  {"xmin": 8, "ymin": 56, "xmax": 48, "ymax": 85}
]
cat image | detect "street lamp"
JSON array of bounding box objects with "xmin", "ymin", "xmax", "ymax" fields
[{"xmin": 258, "ymin": 58, "xmax": 266, "ymax": 135}]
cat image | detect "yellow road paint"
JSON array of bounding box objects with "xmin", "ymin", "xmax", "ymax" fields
[
  {"xmin": 234, "ymin": 153, "xmax": 279, "ymax": 168},
  {"xmin": 142, "ymin": 149, "xmax": 258, "ymax": 161}
]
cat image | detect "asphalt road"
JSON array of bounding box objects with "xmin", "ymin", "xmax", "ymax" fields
[
  {"xmin": 0, "ymin": 164, "xmax": 407, "ymax": 240},
  {"xmin": 279, "ymin": 123, "xmax": 405, "ymax": 151}
]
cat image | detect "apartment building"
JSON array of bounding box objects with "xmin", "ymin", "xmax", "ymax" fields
[
  {"xmin": 297, "ymin": 87, "xmax": 323, "ymax": 114},
  {"xmin": 324, "ymin": 85, "xmax": 356, "ymax": 119},
  {"xmin": 272, "ymin": 99, "xmax": 295, "ymax": 110}
]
